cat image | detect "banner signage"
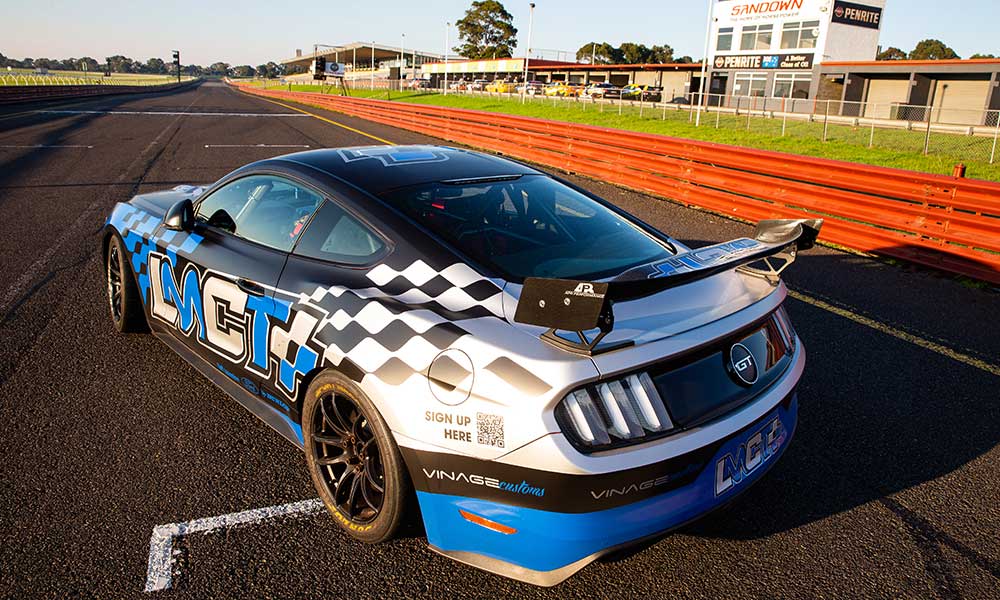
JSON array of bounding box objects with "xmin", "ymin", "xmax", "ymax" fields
[
  {"xmin": 713, "ymin": 53, "xmax": 814, "ymax": 70},
  {"xmin": 831, "ymin": 1, "xmax": 882, "ymax": 29}
]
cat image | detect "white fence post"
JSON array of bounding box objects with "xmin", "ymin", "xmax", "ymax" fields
[{"xmin": 991, "ymin": 110, "xmax": 999, "ymax": 164}]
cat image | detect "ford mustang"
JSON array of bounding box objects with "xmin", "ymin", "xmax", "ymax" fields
[{"xmin": 102, "ymin": 145, "xmax": 820, "ymax": 585}]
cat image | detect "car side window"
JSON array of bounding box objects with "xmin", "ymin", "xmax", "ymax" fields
[
  {"xmin": 294, "ymin": 200, "xmax": 386, "ymax": 265},
  {"xmin": 195, "ymin": 175, "xmax": 324, "ymax": 252}
]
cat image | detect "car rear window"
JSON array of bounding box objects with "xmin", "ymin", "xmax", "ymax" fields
[{"xmin": 379, "ymin": 174, "xmax": 673, "ymax": 280}]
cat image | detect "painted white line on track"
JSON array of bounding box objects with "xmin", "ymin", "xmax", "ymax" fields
[
  {"xmin": 36, "ymin": 110, "xmax": 310, "ymax": 117},
  {"xmin": 0, "ymin": 144, "xmax": 93, "ymax": 149},
  {"xmin": 144, "ymin": 498, "xmax": 324, "ymax": 592},
  {"xmin": 1, "ymin": 94, "xmax": 200, "ymax": 319},
  {"xmin": 204, "ymin": 144, "xmax": 310, "ymax": 148}
]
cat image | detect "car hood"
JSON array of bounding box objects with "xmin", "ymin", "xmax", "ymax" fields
[{"xmin": 128, "ymin": 185, "xmax": 206, "ymax": 217}]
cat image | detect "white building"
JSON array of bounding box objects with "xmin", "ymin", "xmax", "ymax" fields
[{"xmin": 706, "ymin": 0, "xmax": 886, "ymax": 100}]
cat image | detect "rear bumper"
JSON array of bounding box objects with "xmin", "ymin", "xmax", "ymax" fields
[{"xmin": 414, "ymin": 394, "xmax": 798, "ymax": 586}]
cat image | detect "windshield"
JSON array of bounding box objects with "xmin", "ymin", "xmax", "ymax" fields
[{"xmin": 380, "ymin": 174, "xmax": 673, "ymax": 280}]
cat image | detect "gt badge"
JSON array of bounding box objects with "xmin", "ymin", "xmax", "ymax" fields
[{"xmin": 728, "ymin": 343, "xmax": 758, "ymax": 386}]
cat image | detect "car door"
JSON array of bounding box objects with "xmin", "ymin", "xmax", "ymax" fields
[
  {"xmin": 148, "ymin": 172, "xmax": 325, "ymax": 405},
  {"xmin": 266, "ymin": 198, "xmax": 390, "ymax": 407}
]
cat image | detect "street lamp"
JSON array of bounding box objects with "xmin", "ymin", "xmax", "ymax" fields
[
  {"xmin": 522, "ymin": 2, "xmax": 535, "ymax": 101},
  {"xmin": 445, "ymin": 22, "xmax": 451, "ymax": 94},
  {"xmin": 696, "ymin": 0, "xmax": 714, "ymax": 127},
  {"xmin": 400, "ymin": 33, "xmax": 406, "ymax": 81}
]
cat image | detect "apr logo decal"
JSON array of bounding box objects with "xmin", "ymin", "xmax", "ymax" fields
[
  {"xmin": 715, "ymin": 417, "xmax": 785, "ymax": 496},
  {"xmin": 147, "ymin": 252, "xmax": 318, "ymax": 400}
]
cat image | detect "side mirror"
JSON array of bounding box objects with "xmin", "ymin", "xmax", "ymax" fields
[{"xmin": 164, "ymin": 199, "xmax": 194, "ymax": 232}]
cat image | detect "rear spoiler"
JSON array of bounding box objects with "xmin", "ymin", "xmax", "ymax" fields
[{"xmin": 513, "ymin": 219, "xmax": 822, "ymax": 355}]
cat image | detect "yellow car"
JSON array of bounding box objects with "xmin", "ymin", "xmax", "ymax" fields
[
  {"xmin": 544, "ymin": 82, "xmax": 581, "ymax": 97},
  {"xmin": 486, "ymin": 80, "xmax": 517, "ymax": 93}
]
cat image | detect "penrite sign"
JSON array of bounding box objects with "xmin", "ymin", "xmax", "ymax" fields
[
  {"xmin": 831, "ymin": 1, "xmax": 883, "ymax": 29},
  {"xmin": 713, "ymin": 53, "xmax": 815, "ymax": 70}
]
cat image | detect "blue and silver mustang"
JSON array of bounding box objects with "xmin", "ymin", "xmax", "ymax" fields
[{"xmin": 102, "ymin": 145, "xmax": 820, "ymax": 585}]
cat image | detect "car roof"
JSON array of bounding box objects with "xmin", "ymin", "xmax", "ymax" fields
[{"xmin": 268, "ymin": 145, "xmax": 541, "ymax": 196}]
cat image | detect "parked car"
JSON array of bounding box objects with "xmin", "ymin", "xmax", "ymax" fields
[
  {"xmin": 404, "ymin": 78, "xmax": 431, "ymax": 90},
  {"xmin": 486, "ymin": 80, "xmax": 517, "ymax": 93},
  {"xmin": 544, "ymin": 82, "xmax": 582, "ymax": 97},
  {"xmin": 516, "ymin": 81, "xmax": 546, "ymax": 95},
  {"xmin": 102, "ymin": 144, "xmax": 819, "ymax": 586},
  {"xmin": 620, "ymin": 84, "xmax": 663, "ymax": 102},
  {"xmin": 448, "ymin": 79, "xmax": 469, "ymax": 91},
  {"xmin": 468, "ymin": 79, "xmax": 490, "ymax": 91},
  {"xmin": 582, "ymin": 82, "xmax": 618, "ymax": 99}
]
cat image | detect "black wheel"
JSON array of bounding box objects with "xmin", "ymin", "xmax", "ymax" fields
[
  {"xmin": 303, "ymin": 371, "xmax": 410, "ymax": 543},
  {"xmin": 106, "ymin": 235, "xmax": 147, "ymax": 333}
]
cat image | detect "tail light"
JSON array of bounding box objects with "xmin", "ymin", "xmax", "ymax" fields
[{"xmin": 556, "ymin": 372, "xmax": 675, "ymax": 452}]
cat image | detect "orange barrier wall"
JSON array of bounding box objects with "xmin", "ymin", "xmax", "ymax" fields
[{"xmin": 234, "ymin": 83, "xmax": 1000, "ymax": 284}]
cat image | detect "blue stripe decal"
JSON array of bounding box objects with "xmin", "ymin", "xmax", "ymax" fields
[{"xmin": 416, "ymin": 397, "xmax": 797, "ymax": 573}]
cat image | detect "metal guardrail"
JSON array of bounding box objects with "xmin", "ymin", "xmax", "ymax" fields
[
  {"xmin": 0, "ymin": 74, "xmax": 195, "ymax": 87},
  {"xmin": 0, "ymin": 79, "xmax": 200, "ymax": 105},
  {"xmin": 233, "ymin": 83, "xmax": 1000, "ymax": 284}
]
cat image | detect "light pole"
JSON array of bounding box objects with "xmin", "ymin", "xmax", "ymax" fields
[
  {"xmin": 371, "ymin": 42, "xmax": 375, "ymax": 90},
  {"xmin": 695, "ymin": 0, "xmax": 714, "ymax": 127},
  {"xmin": 522, "ymin": 2, "xmax": 535, "ymax": 94},
  {"xmin": 444, "ymin": 22, "xmax": 451, "ymax": 93},
  {"xmin": 400, "ymin": 33, "xmax": 405, "ymax": 81}
]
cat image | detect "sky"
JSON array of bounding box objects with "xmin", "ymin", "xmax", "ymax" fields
[{"xmin": 3, "ymin": 0, "xmax": 999, "ymax": 66}]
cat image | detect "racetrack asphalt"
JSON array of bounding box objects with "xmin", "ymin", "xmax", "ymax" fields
[{"xmin": 0, "ymin": 81, "xmax": 997, "ymax": 600}]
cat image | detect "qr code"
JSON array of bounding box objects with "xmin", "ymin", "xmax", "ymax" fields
[{"xmin": 476, "ymin": 413, "xmax": 505, "ymax": 448}]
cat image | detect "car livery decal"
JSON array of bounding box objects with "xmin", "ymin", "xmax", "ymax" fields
[{"xmin": 107, "ymin": 204, "xmax": 540, "ymax": 419}]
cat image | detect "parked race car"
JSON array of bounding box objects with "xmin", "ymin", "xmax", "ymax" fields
[
  {"xmin": 516, "ymin": 81, "xmax": 545, "ymax": 95},
  {"xmin": 486, "ymin": 80, "xmax": 517, "ymax": 94},
  {"xmin": 543, "ymin": 82, "xmax": 582, "ymax": 97},
  {"xmin": 582, "ymin": 82, "xmax": 617, "ymax": 98},
  {"xmin": 620, "ymin": 84, "xmax": 663, "ymax": 102},
  {"xmin": 468, "ymin": 79, "xmax": 490, "ymax": 91},
  {"xmin": 102, "ymin": 145, "xmax": 819, "ymax": 586}
]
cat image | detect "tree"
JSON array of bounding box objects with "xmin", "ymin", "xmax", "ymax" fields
[
  {"xmin": 877, "ymin": 46, "xmax": 907, "ymax": 60},
  {"xmin": 34, "ymin": 57, "xmax": 53, "ymax": 69},
  {"xmin": 618, "ymin": 42, "xmax": 651, "ymax": 64},
  {"xmin": 648, "ymin": 44, "xmax": 675, "ymax": 64},
  {"xmin": 576, "ymin": 42, "xmax": 617, "ymax": 64},
  {"xmin": 675, "ymin": 55, "xmax": 695, "ymax": 64},
  {"xmin": 145, "ymin": 57, "xmax": 166, "ymax": 74},
  {"xmin": 454, "ymin": 0, "xmax": 518, "ymax": 59},
  {"xmin": 207, "ymin": 62, "xmax": 231, "ymax": 76},
  {"xmin": 79, "ymin": 57, "xmax": 99, "ymax": 71},
  {"xmin": 909, "ymin": 39, "xmax": 959, "ymax": 60},
  {"xmin": 232, "ymin": 65, "xmax": 255, "ymax": 78},
  {"xmin": 970, "ymin": 53, "xmax": 997, "ymax": 59},
  {"xmin": 106, "ymin": 55, "xmax": 135, "ymax": 73}
]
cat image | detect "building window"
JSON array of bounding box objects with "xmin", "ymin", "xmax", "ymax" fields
[
  {"xmin": 773, "ymin": 73, "xmax": 812, "ymax": 98},
  {"xmin": 734, "ymin": 72, "xmax": 768, "ymax": 97},
  {"xmin": 741, "ymin": 24, "xmax": 773, "ymax": 51},
  {"xmin": 780, "ymin": 21, "xmax": 821, "ymax": 49},
  {"xmin": 717, "ymin": 27, "xmax": 734, "ymax": 52}
]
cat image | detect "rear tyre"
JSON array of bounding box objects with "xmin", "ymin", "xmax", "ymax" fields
[
  {"xmin": 303, "ymin": 371, "xmax": 410, "ymax": 543},
  {"xmin": 106, "ymin": 235, "xmax": 147, "ymax": 333}
]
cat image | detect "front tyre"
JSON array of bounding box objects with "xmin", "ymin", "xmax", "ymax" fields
[
  {"xmin": 303, "ymin": 371, "xmax": 410, "ymax": 543},
  {"xmin": 106, "ymin": 235, "xmax": 147, "ymax": 333}
]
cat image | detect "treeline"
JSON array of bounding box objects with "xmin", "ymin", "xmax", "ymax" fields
[
  {"xmin": 0, "ymin": 53, "xmax": 285, "ymax": 78},
  {"xmin": 876, "ymin": 39, "xmax": 995, "ymax": 61},
  {"xmin": 575, "ymin": 42, "xmax": 694, "ymax": 65}
]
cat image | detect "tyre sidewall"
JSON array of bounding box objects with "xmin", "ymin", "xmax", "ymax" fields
[{"xmin": 302, "ymin": 371, "xmax": 409, "ymax": 543}]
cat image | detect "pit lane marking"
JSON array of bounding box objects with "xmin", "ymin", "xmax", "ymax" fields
[
  {"xmin": 787, "ymin": 289, "xmax": 1000, "ymax": 377},
  {"xmin": 144, "ymin": 498, "xmax": 324, "ymax": 592},
  {"xmin": 35, "ymin": 110, "xmax": 311, "ymax": 117},
  {"xmin": 204, "ymin": 144, "xmax": 310, "ymax": 148},
  {"xmin": 0, "ymin": 144, "xmax": 93, "ymax": 148},
  {"xmin": 241, "ymin": 93, "xmax": 395, "ymax": 145}
]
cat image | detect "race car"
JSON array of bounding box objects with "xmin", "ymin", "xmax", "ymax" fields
[{"xmin": 102, "ymin": 145, "xmax": 819, "ymax": 586}]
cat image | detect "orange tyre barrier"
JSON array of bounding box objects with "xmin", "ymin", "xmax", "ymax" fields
[{"xmin": 233, "ymin": 83, "xmax": 1000, "ymax": 284}]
